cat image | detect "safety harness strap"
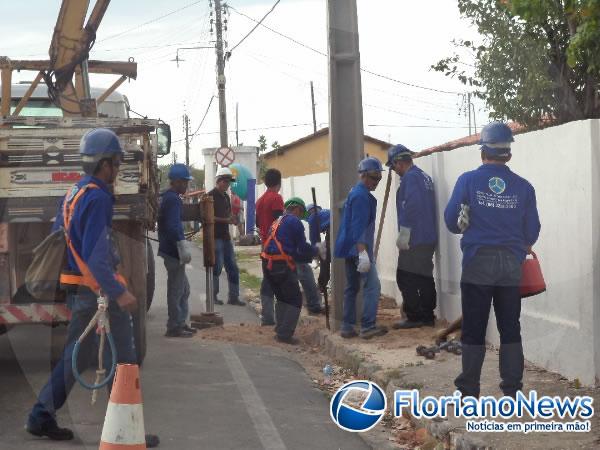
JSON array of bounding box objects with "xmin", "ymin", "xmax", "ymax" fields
[
  {"xmin": 260, "ymin": 215, "xmax": 296, "ymax": 271},
  {"xmin": 60, "ymin": 183, "xmax": 127, "ymax": 293}
]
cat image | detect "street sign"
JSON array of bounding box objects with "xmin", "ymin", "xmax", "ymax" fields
[{"xmin": 215, "ymin": 146, "xmax": 235, "ymax": 167}]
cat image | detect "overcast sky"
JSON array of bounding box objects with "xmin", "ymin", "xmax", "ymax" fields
[{"xmin": 1, "ymin": 0, "xmax": 485, "ymax": 168}]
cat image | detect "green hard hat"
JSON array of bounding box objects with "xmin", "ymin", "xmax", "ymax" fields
[{"xmin": 284, "ymin": 197, "xmax": 308, "ymax": 219}]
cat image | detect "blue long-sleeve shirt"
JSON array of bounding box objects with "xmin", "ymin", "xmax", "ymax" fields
[
  {"xmin": 444, "ymin": 164, "xmax": 541, "ymax": 268},
  {"xmin": 52, "ymin": 175, "xmax": 125, "ymax": 302},
  {"xmin": 158, "ymin": 189, "xmax": 186, "ymax": 260},
  {"xmin": 307, "ymin": 209, "xmax": 330, "ymax": 245},
  {"xmin": 334, "ymin": 182, "xmax": 377, "ymax": 261},
  {"xmin": 396, "ymin": 165, "xmax": 437, "ymax": 246},
  {"xmin": 264, "ymin": 214, "xmax": 317, "ymax": 264}
]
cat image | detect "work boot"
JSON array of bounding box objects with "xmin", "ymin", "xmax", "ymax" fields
[
  {"xmin": 261, "ymin": 320, "xmax": 276, "ymax": 326},
  {"xmin": 360, "ymin": 326, "xmax": 388, "ymax": 340},
  {"xmin": 274, "ymin": 335, "xmax": 300, "ymax": 345},
  {"xmin": 214, "ymin": 298, "xmax": 224, "ymax": 305},
  {"xmin": 308, "ymin": 305, "xmax": 325, "ymax": 315},
  {"xmin": 183, "ymin": 325, "xmax": 198, "ymax": 334},
  {"xmin": 164, "ymin": 328, "xmax": 194, "ymax": 338},
  {"xmin": 145, "ymin": 433, "xmax": 160, "ymax": 448},
  {"xmin": 340, "ymin": 329, "xmax": 358, "ymax": 339},
  {"xmin": 454, "ymin": 344, "xmax": 486, "ymax": 397},
  {"xmin": 499, "ymin": 342, "xmax": 524, "ymax": 397},
  {"xmin": 25, "ymin": 420, "xmax": 74, "ymax": 441},
  {"xmin": 392, "ymin": 319, "xmax": 424, "ymax": 330},
  {"xmin": 227, "ymin": 298, "xmax": 246, "ymax": 306}
]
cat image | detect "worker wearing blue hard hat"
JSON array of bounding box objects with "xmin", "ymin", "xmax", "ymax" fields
[
  {"xmin": 27, "ymin": 128, "xmax": 159, "ymax": 447},
  {"xmin": 444, "ymin": 121, "xmax": 541, "ymax": 398},
  {"xmin": 158, "ymin": 163, "xmax": 195, "ymax": 338},
  {"xmin": 386, "ymin": 144, "xmax": 438, "ymax": 330},
  {"xmin": 334, "ymin": 156, "xmax": 388, "ymax": 340}
]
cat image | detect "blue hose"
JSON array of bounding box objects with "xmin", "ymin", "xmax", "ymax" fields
[{"xmin": 72, "ymin": 331, "xmax": 117, "ymax": 390}]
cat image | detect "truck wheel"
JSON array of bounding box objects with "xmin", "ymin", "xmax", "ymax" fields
[{"xmin": 146, "ymin": 240, "xmax": 155, "ymax": 312}]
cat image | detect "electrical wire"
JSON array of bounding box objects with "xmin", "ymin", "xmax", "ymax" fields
[
  {"xmin": 229, "ymin": 0, "xmax": 281, "ymax": 53},
  {"xmin": 98, "ymin": 0, "xmax": 205, "ymax": 43},
  {"xmin": 228, "ymin": 5, "xmax": 461, "ymax": 95},
  {"xmin": 189, "ymin": 95, "xmax": 216, "ymax": 142}
]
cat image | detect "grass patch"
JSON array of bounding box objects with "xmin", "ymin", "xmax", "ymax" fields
[
  {"xmin": 239, "ymin": 268, "xmax": 261, "ymax": 291},
  {"xmin": 235, "ymin": 251, "xmax": 259, "ymax": 263}
]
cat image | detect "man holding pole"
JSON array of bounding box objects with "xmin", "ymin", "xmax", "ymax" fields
[
  {"xmin": 334, "ymin": 157, "xmax": 388, "ymax": 340},
  {"xmin": 387, "ymin": 144, "xmax": 438, "ymax": 330}
]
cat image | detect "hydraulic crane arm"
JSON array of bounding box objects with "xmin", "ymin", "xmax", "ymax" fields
[{"xmin": 48, "ymin": 0, "xmax": 112, "ymax": 116}]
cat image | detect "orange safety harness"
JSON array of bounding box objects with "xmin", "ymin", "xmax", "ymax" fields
[
  {"xmin": 59, "ymin": 183, "xmax": 127, "ymax": 293},
  {"xmin": 260, "ymin": 215, "xmax": 296, "ymax": 271}
]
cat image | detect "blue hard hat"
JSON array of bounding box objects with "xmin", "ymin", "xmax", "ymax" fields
[
  {"xmin": 306, "ymin": 203, "xmax": 322, "ymax": 213},
  {"xmin": 479, "ymin": 121, "xmax": 514, "ymax": 156},
  {"xmin": 386, "ymin": 144, "xmax": 414, "ymax": 167},
  {"xmin": 358, "ymin": 157, "xmax": 384, "ymax": 173},
  {"xmin": 168, "ymin": 163, "xmax": 193, "ymax": 181},
  {"xmin": 80, "ymin": 128, "xmax": 123, "ymax": 162}
]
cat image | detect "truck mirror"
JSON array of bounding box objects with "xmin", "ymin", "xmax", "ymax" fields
[{"xmin": 157, "ymin": 124, "xmax": 171, "ymax": 156}]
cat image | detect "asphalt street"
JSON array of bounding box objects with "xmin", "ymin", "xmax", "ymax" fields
[{"xmin": 0, "ymin": 241, "xmax": 368, "ymax": 450}]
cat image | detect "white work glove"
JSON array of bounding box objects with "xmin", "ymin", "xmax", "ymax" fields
[
  {"xmin": 457, "ymin": 204, "xmax": 470, "ymax": 233},
  {"xmin": 356, "ymin": 250, "xmax": 371, "ymax": 274},
  {"xmin": 316, "ymin": 241, "xmax": 328, "ymax": 260},
  {"xmin": 176, "ymin": 240, "xmax": 192, "ymax": 265},
  {"xmin": 396, "ymin": 226, "xmax": 411, "ymax": 251}
]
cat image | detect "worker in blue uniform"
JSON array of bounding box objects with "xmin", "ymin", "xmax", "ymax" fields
[
  {"xmin": 26, "ymin": 128, "xmax": 159, "ymax": 447},
  {"xmin": 387, "ymin": 144, "xmax": 438, "ymax": 330},
  {"xmin": 306, "ymin": 204, "xmax": 331, "ymax": 292},
  {"xmin": 261, "ymin": 197, "xmax": 326, "ymax": 344},
  {"xmin": 444, "ymin": 121, "xmax": 541, "ymax": 398},
  {"xmin": 158, "ymin": 163, "xmax": 194, "ymax": 338},
  {"xmin": 334, "ymin": 157, "xmax": 388, "ymax": 340}
]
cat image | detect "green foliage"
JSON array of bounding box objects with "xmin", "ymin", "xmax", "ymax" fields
[
  {"xmin": 158, "ymin": 164, "xmax": 205, "ymax": 191},
  {"xmin": 433, "ymin": 0, "xmax": 600, "ymax": 128}
]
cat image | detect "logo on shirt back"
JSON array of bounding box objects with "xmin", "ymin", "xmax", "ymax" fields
[{"xmin": 488, "ymin": 177, "xmax": 506, "ymax": 195}]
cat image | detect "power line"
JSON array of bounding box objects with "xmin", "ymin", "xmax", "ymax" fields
[
  {"xmin": 228, "ymin": 5, "xmax": 461, "ymax": 95},
  {"xmin": 187, "ymin": 122, "xmax": 314, "ymax": 136},
  {"xmin": 229, "ymin": 0, "xmax": 281, "ymax": 53},
  {"xmin": 98, "ymin": 0, "xmax": 205, "ymax": 43},
  {"xmin": 367, "ymin": 124, "xmax": 470, "ymax": 129},
  {"xmin": 190, "ymin": 95, "xmax": 216, "ymax": 142}
]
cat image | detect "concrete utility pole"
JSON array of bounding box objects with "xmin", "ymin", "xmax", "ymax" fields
[
  {"xmin": 214, "ymin": 0, "xmax": 228, "ymax": 148},
  {"xmin": 236, "ymin": 102, "xmax": 239, "ymax": 146},
  {"xmin": 327, "ymin": 0, "xmax": 364, "ymax": 331},
  {"xmin": 310, "ymin": 81, "xmax": 317, "ymax": 134},
  {"xmin": 183, "ymin": 113, "xmax": 190, "ymax": 166}
]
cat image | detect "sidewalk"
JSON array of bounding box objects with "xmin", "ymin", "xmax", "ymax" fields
[{"xmin": 236, "ymin": 247, "xmax": 600, "ymax": 450}]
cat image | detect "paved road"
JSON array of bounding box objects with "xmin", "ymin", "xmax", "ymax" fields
[{"xmin": 0, "ymin": 242, "xmax": 367, "ymax": 450}]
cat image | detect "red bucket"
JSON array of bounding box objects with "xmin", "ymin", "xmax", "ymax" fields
[{"xmin": 520, "ymin": 252, "xmax": 546, "ymax": 298}]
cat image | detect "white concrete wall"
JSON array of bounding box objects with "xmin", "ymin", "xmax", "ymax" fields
[
  {"xmin": 431, "ymin": 120, "xmax": 600, "ymax": 385},
  {"xmin": 256, "ymin": 120, "xmax": 600, "ymax": 384}
]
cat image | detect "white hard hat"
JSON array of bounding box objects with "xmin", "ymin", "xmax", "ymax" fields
[{"xmin": 215, "ymin": 166, "xmax": 236, "ymax": 181}]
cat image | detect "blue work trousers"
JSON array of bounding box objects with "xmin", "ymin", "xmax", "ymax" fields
[
  {"xmin": 260, "ymin": 277, "xmax": 275, "ymax": 325},
  {"xmin": 213, "ymin": 239, "xmax": 240, "ymax": 302},
  {"xmin": 342, "ymin": 257, "xmax": 381, "ymax": 333},
  {"xmin": 29, "ymin": 292, "xmax": 136, "ymax": 427},
  {"xmin": 164, "ymin": 256, "xmax": 190, "ymax": 332},
  {"xmin": 296, "ymin": 262, "xmax": 322, "ymax": 312},
  {"xmin": 455, "ymin": 247, "xmax": 524, "ymax": 397}
]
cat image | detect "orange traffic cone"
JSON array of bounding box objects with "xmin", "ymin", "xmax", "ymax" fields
[{"xmin": 99, "ymin": 364, "xmax": 146, "ymax": 449}]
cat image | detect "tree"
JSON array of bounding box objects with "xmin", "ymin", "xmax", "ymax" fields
[
  {"xmin": 158, "ymin": 164, "xmax": 205, "ymax": 191},
  {"xmin": 432, "ymin": 0, "xmax": 600, "ymax": 128}
]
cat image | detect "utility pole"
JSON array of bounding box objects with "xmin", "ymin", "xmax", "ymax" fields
[
  {"xmin": 183, "ymin": 113, "xmax": 190, "ymax": 167},
  {"xmin": 236, "ymin": 102, "xmax": 239, "ymax": 147},
  {"xmin": 467, "ymin": 92, "xmax": 472, "ymax": 135},
  {"xmin": 310, "ymin": 81, "xmax": 317, "ymax": 134},
  {"xmin": 328, "ymin": 0, "xmax": 364, "ymax": 332},
  {"xmin": 214, "ymin": 0, "xmax": 228, "ymax": 148}
]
